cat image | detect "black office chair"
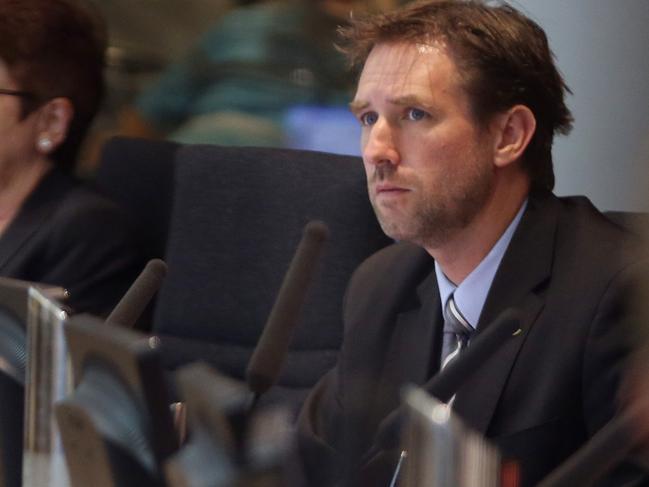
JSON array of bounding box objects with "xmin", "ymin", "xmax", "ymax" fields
[
  {"xmin": 94, "ymin": 136, "xmax": 180, "ymax": 331},
  {"xmin": 94, "ymin": 136, "xmax": 179, "ymax": 263},
  {"xmin": 149, "ymin": 144, "xmax": 391, "ymax": 411}
]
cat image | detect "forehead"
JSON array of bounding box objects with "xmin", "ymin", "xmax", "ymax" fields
[{"xmin": 354, "ymin": 41, "xmax": 466, "ymax": 105}]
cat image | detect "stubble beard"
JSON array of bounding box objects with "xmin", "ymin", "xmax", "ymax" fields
[{"xmin": 370, "ymin": 159, "xmax": 494, "ymax": 249}]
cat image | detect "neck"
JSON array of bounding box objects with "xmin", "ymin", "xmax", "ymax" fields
[
  {"xmin": 426, "ymin": 172, "xmax": 529, "ymax": 285},
  {"xmin": 0, "ymin": 158, "xmax": 52, "ymax": 231}
]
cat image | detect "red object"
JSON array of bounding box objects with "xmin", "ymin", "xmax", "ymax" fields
[{"xmin": 501, "ymin": 460, "xmax": 520, "ymax": 487}]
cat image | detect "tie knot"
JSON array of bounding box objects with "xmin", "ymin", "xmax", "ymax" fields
[{"xmin": 443, "ymin": 294, "xmax": 473, "ymax": 340}]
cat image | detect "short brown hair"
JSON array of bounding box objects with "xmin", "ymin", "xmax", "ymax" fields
[
  {"xmin": 0, "ymin": 0, "xmax": 106, "ymax": 170},
  {"xmin": 339, "ymin": 0, "xmax": 573, "ymax": 190}
]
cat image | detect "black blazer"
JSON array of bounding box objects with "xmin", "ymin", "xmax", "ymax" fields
[
  {"xmin": 0, "ymin": 168, "xmax": 141, "ymax": 316},
  {"xmin": 297, "ymin": 190, "xmax": 649, "ymax": 487}
]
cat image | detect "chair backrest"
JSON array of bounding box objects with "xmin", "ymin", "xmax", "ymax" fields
[
  {"xmin": 94, "ymin": 136, "xmax": 179, "ymax": 262},
  {"xmin": 153, "ymin": 144, "xmax": 391, "ymax": 409}
]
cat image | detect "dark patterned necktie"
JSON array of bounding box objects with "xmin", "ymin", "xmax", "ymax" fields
[
  {"xmin": 440, "ymin": 293, "xmax": 474, "ymax": 370},
  {"xmin": 388, "ymin": 295, "xmax": 475, "ymax": 486}
]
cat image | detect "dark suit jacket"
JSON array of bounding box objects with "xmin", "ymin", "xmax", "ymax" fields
[
  {"xmin": 297, "ymin": 190, "xmax": 649, "ymax": 487},
  {"xmin": 0, "ymin": 168, "xmax": 141, "ymax": 316}
]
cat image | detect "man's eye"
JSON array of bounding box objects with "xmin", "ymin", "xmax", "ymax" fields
[
  {"xmin": 406, "ymin": 108, "xmax": 427, "ymax": 121},
  {"xmin": 360, "ymin": 112, "xmax": 378, "ymax": 126}
]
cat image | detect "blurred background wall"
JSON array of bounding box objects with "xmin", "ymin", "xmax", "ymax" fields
[
  {"xmin": 89, "ymin": 0, "xmax": 649, "ymax": 211},
  {"xmin": 513, "ymin": 0, "xmax": 649, "ymax": 212}
]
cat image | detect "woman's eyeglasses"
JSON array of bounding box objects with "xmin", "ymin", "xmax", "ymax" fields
[{"xmin": 0, "ymin": 88, "xmax": 37, "ymax": 99}]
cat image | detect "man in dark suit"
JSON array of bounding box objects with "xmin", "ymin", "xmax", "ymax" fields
[{"xmin": 296, "ymin": 1, "xmax": 649, "ymax": 486}]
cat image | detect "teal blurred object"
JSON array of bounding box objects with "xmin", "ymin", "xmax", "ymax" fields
[{"xmin": 136, "ymin": 0, "xmax": 355, "ymax": 147}]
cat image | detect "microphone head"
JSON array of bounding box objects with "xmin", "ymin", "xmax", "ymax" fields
[
  {"xmin": 144, "ymin": 258, "xmax": 168, "ymax": 281},
  {"xmin": 246, "ymin": 372, "xmax": 274, "ymax": 400},
  {"xmin": 246, "ymin": 220, "xmax": 330, "ymax": 398},
  {"xmin": 303, "ymin": 220, "xmax": 330, "ymax": 243},
  {"xmin": 106, "ymin": 258, "xmax": 168, "ymax": 328}
]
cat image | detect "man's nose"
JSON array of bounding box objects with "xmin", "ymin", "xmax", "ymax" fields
[{"xmin": 363, "ymin": 119, "xmax": 400, "ymax": 167}]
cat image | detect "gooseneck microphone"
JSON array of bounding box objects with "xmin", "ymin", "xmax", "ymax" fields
[
  {"xmin": 367, "ymin": 307, "xmax": 522, "ymax": 459},
  {"xmin": 246, "ymin": 221, "xmax": 330, "ymax": 403},
  {"xmin": 106, "ymin": 258, "xmax": 168, "ymax": 328}
]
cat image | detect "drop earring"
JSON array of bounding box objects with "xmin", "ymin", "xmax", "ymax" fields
[{"xmin": 37, "ymin": 137, "xmax": 53, "ymax": 152}]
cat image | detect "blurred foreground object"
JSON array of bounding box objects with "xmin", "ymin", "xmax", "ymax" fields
[
  {"xmin": 400, "ymin": 387, "xmax": 501, "ymax": 487},
  {"xmin": 56, "ymin": 314, "xmax": 178, "ymax": 487},
  {"xmin": 165, "ymin": 363, "xmax": 294, "ymax": 487},
  {"xmin": 0, "ymin": 278, "xmax": 65, "ymax": 487},
  {"xmin": 22, "ymin": 288, "xmax": 70, "ymax": 487}
]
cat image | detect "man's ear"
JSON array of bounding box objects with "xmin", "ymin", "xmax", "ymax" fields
[
  {"xmin": 492, "ymin": 105, "xmax": 536, "ymax": 169},
  {"xmin": 34, "ymin": 97, "xmax": 74, "ymax": 155}
]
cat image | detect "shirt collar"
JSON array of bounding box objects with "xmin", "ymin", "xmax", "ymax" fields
[{"xmin": 435, "ymin": 199, "xmax": 528, "ymax": 329}]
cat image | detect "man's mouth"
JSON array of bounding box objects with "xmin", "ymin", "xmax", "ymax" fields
[{"xmin": 375, "ymin": 183, "xmax": 409, "ymax": 195}]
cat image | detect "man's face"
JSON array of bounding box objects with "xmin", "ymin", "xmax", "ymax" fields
[{"xmin": 351, "ymin": 42, "xmax": 497, "ymax": 249}]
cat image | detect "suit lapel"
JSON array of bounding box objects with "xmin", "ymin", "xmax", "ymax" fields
[
  {"xmin": 453, "ymin": 191, "xmax": 559, "ymax": 434},
  {"xmin": 376, "ymin": 271, "xmax": 442, "ymax": 409},
  {"xmin": 0, "ymin": 169, "xmax": 70, "ymax": 272},
  {"xmin": 361, "ymin": 248, "xmax": 440, "ymax": 429}
]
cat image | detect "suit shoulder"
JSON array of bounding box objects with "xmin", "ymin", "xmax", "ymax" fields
[
  {"xmin": 57, "ymin": 183, "xmax": 126, "ymax": 219},
  {"xmin": 51, "ymin": 182, "xmax": 133, "ymax": 238},
  {"xmin": 350, "ymin": 242, "xmax": 429, "ymax": 286},
  {"xmin": 554, "ymin": 194, "xmax": 647, "ymax": 264},
  {"xmin": 38, "ymin": 180, "xmax": 140, "ymax": 274},
  {"xmin": 343, "ymin": 242, "xmax": 432, "ymax": 319}
]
